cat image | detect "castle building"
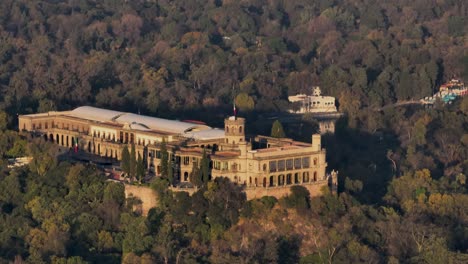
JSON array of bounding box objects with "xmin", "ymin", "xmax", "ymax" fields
[
  {"xmin": 18, "ymin": 106, "xmax": 336, "ymax": 198},
  {"xmin": 288, "ymin": 87, "xmax": 337, "ymax": 114}
]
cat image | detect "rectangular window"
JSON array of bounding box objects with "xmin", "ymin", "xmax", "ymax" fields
[
  {"xmin": 302, "ymin": 157, "xmax": 310, "ymax": 168},
  {"xmin": 294, "ymin": 158, "xmax": 301, "ymax": 169},
  {"xmin": 269, "ymin": 161, "xmax": 277, "ymax": 172},
  {"xmin": 183, "ymin": 157, "xmax": 190, "ymax": 165},
  {"xmin": 156, "ymin": 151, "xmax": 161, "ymax": 159},
  {"xmin": 222, "ymin": 162, "xmax": 228, "ymax": 170},
  {"xmin": 286, "ymin": 159, "xmax": 293, "ymax": 170},
  {"xmin": 278, "ymin": 160, "xmax": 285, "ymax": 171}
]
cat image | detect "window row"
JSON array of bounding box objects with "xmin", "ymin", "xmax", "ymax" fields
[
  {"xmin": 32, "ymin": 122, "xmax": 88, "ymax": 133},
  {"xmin": 268, "ymin": 157, "xmax": 318, "ymax": 172},
  {"xmin": 213, "ymin": 160, "xmax": 229, "ymax": 170},
  {"xmin": 225, "ymin": 126, "xmax": 243, "ymax": 134}
]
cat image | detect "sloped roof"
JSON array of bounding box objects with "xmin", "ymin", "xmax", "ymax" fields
[
  {"xmin": 66, "ymin": 106, "xmax": 224, "ymax": 139},
  {"xmin": 116, "ymin": 113, "xmax": 211, "ymax": 134},
  {"xmin": 184, "ymin": 128, "xmax": 226, "ymax": 140},
  {"xmin": 69, "ymin": 106, "xmax": 123, "ymax": 122}
]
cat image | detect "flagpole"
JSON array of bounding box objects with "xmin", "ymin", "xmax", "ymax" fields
[{"xmin": 233, "ymin": 100, "xmax": 237, "ymax": 118}]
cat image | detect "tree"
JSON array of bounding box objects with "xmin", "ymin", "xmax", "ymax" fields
[
  {"xmin": 136, "ymin": 153, "xmax": 145, "ymax": 183},
  {"xmin": 284, "ymin": 185, "xmax": 311, "ymax": 212},
  {"xmin": 121, "ymin": 213, "xmax": 153, "ymax": 255},
  {"xmin": 190, "ymin": 161, "xmax": 202, "ymax": 187},
  {"xmin": 121, "ymin": 146, "xmax": 130, "ymax": 177},
  {"xmin": 104, "ymin": 182, "xmax": 125, "ymax": 206},
  {"xmin": 130, "ymin": 144, "xmax": 136, "ymax": 180},
  {"xmin": 204, "ymin": 177, "xmax": 246, "ymax": 229},
  {"xmin": 152, "ymin": 218, "xmax": 182, "ymax": 264},
  {"xmin": 271, "ymin": 120, "xmax": 286, "ymax": 138},
  {"xmin": 411, "ymin": 118, "xmax": 428, "ymax": 146},
  {"xmin": 0, "ymin": 111, "xmax": 7, "ymax": 131},
  {"xmin": 200, "ymin": 149, "xmax": 210, "ymax": 184},
  {"xmin": 460, "ymin": 96, "xmax": 468, "ymax": 115},
  {"xmin": 235, "ymin": 92, "xmax": 255, "ymax": 111},
  {"xmin": 160, "ymin": 139, "xmax": 168, "ymax": 177},
  {"xmin": 28, "ymin": 138, "xmax": 58, "ymax": 177},
  {"xmin": 167, "ymin": 159, "xmax": 174, "ymax": 185},
  {"xmin": 97, "ymin": 230, "xmax": 114, "ymax": 253}
]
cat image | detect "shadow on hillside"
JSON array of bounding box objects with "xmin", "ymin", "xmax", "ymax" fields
[{"xmin": 323, "ymin": 116, "xmax": 399, "ymax": 205}]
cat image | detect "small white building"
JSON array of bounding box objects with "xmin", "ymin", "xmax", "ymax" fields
[
  {"xmin": 7, "ymin": 157, "xmax": 33, "ymax": 168},
  {"xmin": 288, "ymin": 87, "xmax": 337, "ymax": 114}
]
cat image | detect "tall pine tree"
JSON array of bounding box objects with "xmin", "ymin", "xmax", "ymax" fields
[
  {"xmin": 168, "ymin": 158, "xmax": 174, "ymax": 185},
  {"xmin": 136, "ymin": 153, "xmax": 145, "ymax": 183},
  {"xmin": 160, "ymin": 138, "xmax": 169, "ymax": 177},
  {"xmin": 190, "ymin": 161, "xmax": 202, "ymax": 187},
  {"xmin": 130, "ymin": 144, "xmax": 136, "ymax": 180},
  {"xmin": 121, "ymin": 145, "xmax": 130, "ymax": 177},
  {"xmin": 200, "ymin": 149, "xmax": 210, "ymax": 184}
]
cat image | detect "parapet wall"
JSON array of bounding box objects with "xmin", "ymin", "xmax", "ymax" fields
[
  {"xmin": 244, "ymin": 181, "xmax": 328, "ymax": 200},
  {"xmin": 124, "ymin": 181, "xmax": 329, "ymax": 216},
  {"xmin": 124, "ymin": 184, "xmax": 158, "ymax": 216}
]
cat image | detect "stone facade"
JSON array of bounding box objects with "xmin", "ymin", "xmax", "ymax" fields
[{"xmin": 19, "ymin": 106, "xmax": 337, "ymax": 199}]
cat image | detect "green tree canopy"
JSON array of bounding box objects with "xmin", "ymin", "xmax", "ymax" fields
[{"xmin": 271, "ymin": 120, "xmax": 286, "ymax": 138}]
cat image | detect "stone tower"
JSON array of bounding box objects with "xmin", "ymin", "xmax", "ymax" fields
[
  {"xmin": 224, "ymin": 116, "xmax": 245, "ymax": 145},
  {"xmin": 312, "ymin": 134, "xmax": 321, "ymax": 151}
]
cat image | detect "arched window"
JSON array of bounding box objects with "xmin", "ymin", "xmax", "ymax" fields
[
  {"xmin": 239, "ymin": 126, "xmax": 243, "ymax": 133},
  {"xmin": 313, "ymin": 158, "xmax": 318, "ymax": 166},
  {"xmin": 226, "ymin": 126, "xmax": 229, "ymax": 133},
  {"xmin": 303, "ymin": 172, "xmax": 309, "ymax": 183},
  {"xmin": 263, "ymin": 164, "xmax": 267, "ymax": 171}
]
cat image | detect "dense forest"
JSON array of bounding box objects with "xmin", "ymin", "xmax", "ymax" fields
[
  {"xmin": 0, "ymin": 0, "xmax": 467, "ymax": 263},
  {"xmin": 0, "ymin": 0, "xmax": 467, "ymax": 120}
]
